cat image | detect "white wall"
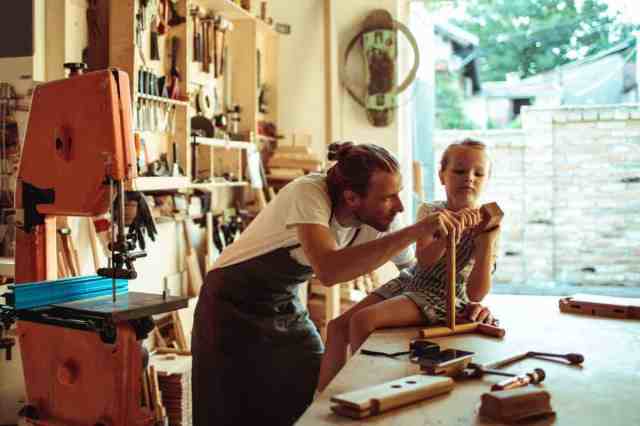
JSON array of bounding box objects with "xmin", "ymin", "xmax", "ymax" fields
[
  {"xmin": 269, "ymin": 1, "xmax": 326, "ymax": 156},
  {"xmin": 271, "ymin": 0, "xmax": 414, "ymax": 218}
]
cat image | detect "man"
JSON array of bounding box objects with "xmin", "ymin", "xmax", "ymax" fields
[{"xmin": 192, "ymin": 142, "xmax": 466, "ymax": 425}]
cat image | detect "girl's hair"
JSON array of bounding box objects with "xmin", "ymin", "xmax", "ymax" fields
[
  {"xmin": 440, "ymin": 138, "xmax": 489, "ymax": 171},
  {"xmin": 326, "ymin": 142, "xmax": 399, "ymax": 205}
]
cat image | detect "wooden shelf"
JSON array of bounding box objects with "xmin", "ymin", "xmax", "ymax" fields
[
  {"xmin": 190, "ymin": 181, "xmax": 248, "ymax": 189},
  {"xmin": 198, "ymin": 0, "xmax": 254, "ymax": 19},
  {"xmin": 137, "ymin": 93, "xmax": 189, "ymax": 107},
  {"xmin": 192, "ymin": 136, "xmax": 253, "ymax": 150},
  {"xmin": 197, "ymin": 0, "xmax": 279, "ymax": 35},
  {"xmin": 131, "ymin": 176, "xmax": 191, "ymax": 191}
]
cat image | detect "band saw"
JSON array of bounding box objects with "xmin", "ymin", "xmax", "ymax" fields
[{"xmin": 0, "ymin": 68, "xmax": 188, "ymax": 426}]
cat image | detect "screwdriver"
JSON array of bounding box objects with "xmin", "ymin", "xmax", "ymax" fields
[{"xmin": 491, "ymin": 368, "xmax": 546, "ymax": 391}]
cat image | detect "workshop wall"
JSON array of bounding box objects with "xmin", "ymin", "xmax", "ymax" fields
[
  {"xmin": 270, "ymin": 0, "xmax": 414, "ymax": 219},
  {"xmin": 434, "ymin": 104, "xmax": 640, "ymax": 289}
]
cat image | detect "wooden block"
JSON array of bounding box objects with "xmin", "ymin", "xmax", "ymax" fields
[
  {"xmin": 479, "ymin": 388, "xmax": 554, "ymax": 423},
  {"xmin": 559, "ymin": 294, "xmax": 640, "ymax": 319},
  {"xmin": 141, "ymin": 369, "xmax": 151, "ymax": 409},
  {"xmin": 479, "ymin": 202, "xmax": 504, "ymax": 231},
  {"xmin": 330, "ymin": 374, "xmax": 453, "ymax": 419}
]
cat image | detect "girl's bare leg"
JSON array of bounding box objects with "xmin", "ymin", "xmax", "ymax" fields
[
  {"xmin": 316, "ymin": 293, "xmax": 384, "ymax": 392},
  {"xmin": 349, "ymin": 294, "xmax": 425, "ymax": 354}
]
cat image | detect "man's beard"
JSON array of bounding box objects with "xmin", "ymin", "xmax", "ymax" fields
[{"xmin": 355, "ymin": 210, "xmax": 394, "ymax": 232}]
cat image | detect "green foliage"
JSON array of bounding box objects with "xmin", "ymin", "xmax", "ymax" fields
[
  {"xmin": 453, "ymin": 0, "xmax": 640, "ymax": 81},
  {"xmin": 435, "ymin": 73, "xmax": 477, "ymax": 129}
]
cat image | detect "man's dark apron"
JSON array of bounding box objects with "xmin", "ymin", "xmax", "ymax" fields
[{"xmin": 192, "ymin": 226, "xmax": 359, "ymax": 425}]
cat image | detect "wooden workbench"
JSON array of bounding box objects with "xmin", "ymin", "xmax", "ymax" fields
[{"xmin": 297, "ymin": 295, "xmax": 640, "ymax": 425}]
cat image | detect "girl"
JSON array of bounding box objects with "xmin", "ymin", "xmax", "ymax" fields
[{"xmin": 317, "ymin": 139, "xmax": 501, "ymax": 392}]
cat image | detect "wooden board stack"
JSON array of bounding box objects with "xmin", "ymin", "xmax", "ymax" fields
[{"xmin": 150, "ymin": 354, "xmax": 192, "ymax": 426}]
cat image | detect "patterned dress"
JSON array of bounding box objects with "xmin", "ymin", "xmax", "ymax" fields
[{"xmin": 374, "ymin": 201, "xmax": 497, "ymax": 325}]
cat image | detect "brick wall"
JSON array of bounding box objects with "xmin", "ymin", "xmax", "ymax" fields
[{"xmin": 432, "ymin": 104, "xmax": 640, "ymax": 288}]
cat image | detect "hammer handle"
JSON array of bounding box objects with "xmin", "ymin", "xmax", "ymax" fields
[{"xmin": 491, "ymin": 374, "xmax": 532, "ymax": 391}]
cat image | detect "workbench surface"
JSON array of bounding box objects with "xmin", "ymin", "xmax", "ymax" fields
[{"xmin": 297, "ymin": 294, "xmax": 640, "ymax": 425}]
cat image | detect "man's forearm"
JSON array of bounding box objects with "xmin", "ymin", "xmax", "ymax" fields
[{"xmin": 315, "ymin": 224, "xmax": 420, "ymax": 286}]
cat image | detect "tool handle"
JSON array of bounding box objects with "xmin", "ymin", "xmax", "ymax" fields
[
  {"xmin": 491, "ymin": 375, "xmax": 530, "ymax": 391},
  {"xmin": 491, "ymin": 368, "xmax": 545, "ymax": 391}
]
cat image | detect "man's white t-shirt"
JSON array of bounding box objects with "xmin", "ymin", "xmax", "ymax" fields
[{"xmin": 213, "ymin": 173, "xmax": 414, "ymax": 270}]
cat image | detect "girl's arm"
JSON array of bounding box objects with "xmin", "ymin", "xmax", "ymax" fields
[{"xmin": 466, "ymin": 227, "xmax": 500, "ymax": 302}]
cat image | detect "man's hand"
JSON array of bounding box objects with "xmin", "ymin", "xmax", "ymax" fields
[
  {"xmin": 417, "ymin": 208, "xmax": 483, "ymax": 244},
  {"xmin": 416, "ymin": 209, "xmax": 461, "ymax": 243}
]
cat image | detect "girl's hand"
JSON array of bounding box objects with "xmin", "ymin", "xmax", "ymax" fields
[
  {"xmin": 463, "ymin": 302, "xmax": 497, "ymax": 325},
  {"xmin": 452, "ymin": 208, "xmax": 483, "ymax": 230}
]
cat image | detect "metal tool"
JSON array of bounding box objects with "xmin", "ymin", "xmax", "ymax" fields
[
  {"xmin": 528, "ymin": 351, "xmax": 584, "ymax": 365},
  {"xmin": 190, "ymin": 6, "xmax": 202, "ymax": 62},
  {"xmin": 491, "ymin": 369, "xmax": 546, "ymax": 391},
  {"xmin": 462, "ymin": 362, "xmax": 546, "ymax": 391},
  {"xmin": 485, "ymin": 351, "xmax": 584, "ymax": 370}
]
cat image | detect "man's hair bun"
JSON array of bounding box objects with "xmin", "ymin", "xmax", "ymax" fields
[{"xmin": 327, "ymin": 141, "xmax": 355, "ymax": 161}]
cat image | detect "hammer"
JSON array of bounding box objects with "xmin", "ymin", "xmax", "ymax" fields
[{"xmin": 216, "ymin": 18, "xmax": 233, "ymax": 78}]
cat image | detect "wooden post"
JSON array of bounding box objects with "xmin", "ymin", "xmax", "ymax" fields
[
  {"xmin": 446, "ymin": 229, "xmax": 456, "ymax": 331},
  {"xmin": 421, "ymin": 203, "xmax": 506, "ymax": 339}
]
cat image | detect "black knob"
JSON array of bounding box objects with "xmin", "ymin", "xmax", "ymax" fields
[{"xmin": 63, "ymin": 62, "xmax": 87, "ymax": 77}]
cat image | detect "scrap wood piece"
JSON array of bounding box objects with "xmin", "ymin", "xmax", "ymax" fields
[
  {"xmin": 155, "ymin": 347, "xmax": 191, "ymax": 356},
  {"xmin": 182, "ymin": 219, "xmax": 203, "ymax": 297},
  {"xmin": 87, "ymin": 217, "xmax": 102, "ymax": 269},
  {"xmin": 330, "ymin": 374, "xmax": 454, "ymax": 419},
  {"xmin": 148, "ymin": 365, "xmax": 167, "ymax": 423},
  {"xmin": 141, "ymin": 368, "xmax": 151, "ymax": 409},
  {"xmin": 56, "ymin": 230, "xmax": 76, "ymax": 276},
  {"xmin": 479, "ymin": 387, "xmax": 554, "ymax": 423},
  {"xmin": 172, "ymin": 311, "xmax": 188, "ymax": 351},
  {"xmin": 57, "ymin": 246, "xmax": 69, "ymax": 279},
  {"xmin": 559, "ymin": 293, "xmax": 640, "ymax": 319},
  {"xmin": 153, "ymin": 327, "xmax": 167, "ymax": 348},
  {"xmin": 150, "ymin": 353, "xmax": 192, "ymax": 426},
  {"xmin": 56, "ymin": 217, "xmax": 81, "ymax": 275},
  {"xmin": 154, "ymin": 311, "xmax": 189, "ymax": 351}
]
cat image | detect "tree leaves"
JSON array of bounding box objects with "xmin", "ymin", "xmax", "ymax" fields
[{"xmin": 452, "ymin": 0, "xmax": 638, "ymax": 81}]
